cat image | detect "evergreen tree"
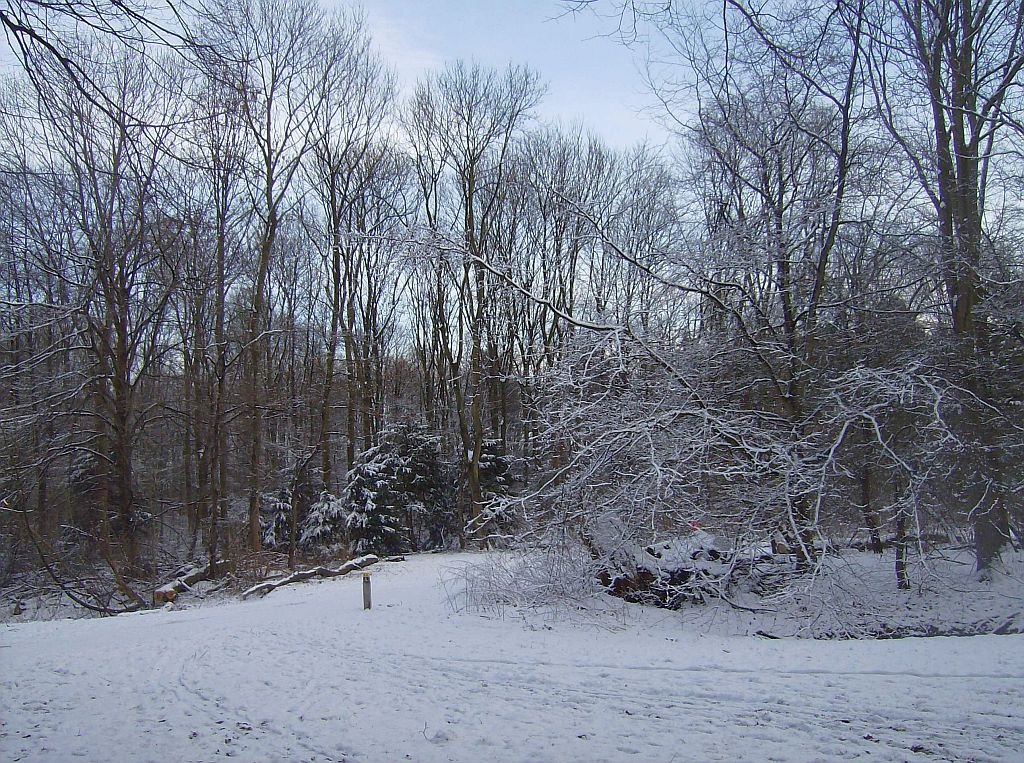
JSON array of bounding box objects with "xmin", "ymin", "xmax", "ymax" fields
[
  {"xmin": 473, "ymin": 439, "xmax": 517, "ymax": 540},
  {"xmin": 259, "ymin": 491, "xmax": 290, "ymax": 550},
  {"xmin": 299, "ymin": 491, "xmax": 347, "ymax": 549},
  {"xmin": 260, "ymin": 462, "xmax": 326, "ymax": 551},
  {"xmin": 393, "ymin": 424, "xmax": 457, "ymax": 550},
  {"xmin": 345, "ymin": 442, "xmax": 405, "ymax": 556},
  {"xmin": 345, "ymin": 424, "xmax": 457, "ymax": 555}
]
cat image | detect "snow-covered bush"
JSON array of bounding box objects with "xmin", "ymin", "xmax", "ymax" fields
[
  {"xmin": 447, "ymin": 542, "xmax": 602, "ymax": 616},
  {"xmin": 628, "ymin": 530, "xmax": 763, "ymax": 607}
]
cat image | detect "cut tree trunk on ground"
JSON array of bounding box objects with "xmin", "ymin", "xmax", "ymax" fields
[
  {"xmin": 154, "ymin": 562, "xmax": 229, "ymax": 604},
  {"xmin": 241, "ymin": 554, "xmax": 380, "ymax": 599}
]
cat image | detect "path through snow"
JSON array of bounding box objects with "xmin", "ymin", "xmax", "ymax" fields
[{"xmin": 2, "ymin": 552, "xmax": 1023, "ymax": 762}]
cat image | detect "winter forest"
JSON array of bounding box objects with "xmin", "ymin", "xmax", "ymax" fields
[
  {"xmin": 1, "ymin": 0, "xmax": 1023, "ymax": 626},
  {"xmin": 3, "ymin": 0, "xmax": 1024, "ymax": 760}
]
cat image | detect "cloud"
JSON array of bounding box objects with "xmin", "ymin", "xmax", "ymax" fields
[{"xmin": 361, "ymin": 5, "xmax": 444, "ymax": 91}]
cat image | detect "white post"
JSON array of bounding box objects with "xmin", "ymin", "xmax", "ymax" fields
[{"xmin": 362, "ymin": 571, "xmax": 372, "ymax": 610}]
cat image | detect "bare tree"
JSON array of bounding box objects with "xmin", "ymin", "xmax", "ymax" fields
[
  {"xmin": 2, "ymin": 35, "xmax": 184, "ymax": 604},
  {"xmin": 196, "ymin": 0, "xmax": 328, "ymax": 551},
  {"xmin": 170, "ymin": 62, "xmax": 251, "ymax": 573},
  {"xmin": 866, "ymin": 0, "xmax": 1024, "ymax": 571},
  {"xmin": 406, "ymin": 61, "xmax": 543, "ymax": 545},
  {"xmin": 1, "ymin": 0, "xmax": 196, "ymax": 124},
  {"xmin": 302, "ymin": 10, "xmax": 396, "ymax": 487}
]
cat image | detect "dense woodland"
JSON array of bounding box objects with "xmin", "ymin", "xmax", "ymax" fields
[{"xmin": 0, "ymin": 0, "xmax": 1022, "ymax": 612}]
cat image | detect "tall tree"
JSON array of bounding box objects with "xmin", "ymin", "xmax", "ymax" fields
[
  {"xmin": 406, "ymin": 61, "xmax": 543, "ymax": 545},
  {"xmin": 867, "ymin": 0, "xmax": 1024, "ymax": 570},
  {"xmin": 19, "ymin": 37, "xmax": 182, "ymax": 592},
  {"xmin": 197, "ymin": 0, "xmax": 328, "ymax": 550},
  {"xmin": 302, "ymin": 12, "xmax": 396, "ymax": 485}
]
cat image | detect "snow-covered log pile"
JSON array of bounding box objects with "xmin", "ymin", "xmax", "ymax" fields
[
  {"xmin": 595, "ymin": 530, "xmax": 781, "ymax": 608},
  {"xmin": 241, "ymin": 554, "xmax": 380, "ymax": 599}
]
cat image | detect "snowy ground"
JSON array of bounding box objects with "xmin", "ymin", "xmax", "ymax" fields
[{"xmin": 3, "ymin": 552, "xmax": 1024, "ymax": 762}]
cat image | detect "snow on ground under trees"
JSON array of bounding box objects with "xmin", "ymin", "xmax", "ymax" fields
[{"xmin": 3, "ymin": 551, "xmax": 1024, "ymax": 762}]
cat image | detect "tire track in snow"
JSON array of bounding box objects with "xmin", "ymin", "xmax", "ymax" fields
[{"xmin": 343, "ymin": 641, "xmax": 1024, "ymax": 762}]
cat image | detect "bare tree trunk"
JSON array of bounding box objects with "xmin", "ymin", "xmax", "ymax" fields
[
  {"xmin": 183, "ymin": 368, "xmax": 198, "ymax": 559},
  {"xmin": 246, "ymin": 223, "xmax": 274, "ymax": 552},
  {"xmin": 895, "ymin": 513, "xmax": 910, "ymax": 590},
  {"xmin": 860, "ymin": 464, "xmax": 883, "ymax": 554},
  {"xmin": 320, "ymin": 242, "xmax": 342, "ymax": 490},
  {"xmin": 346, "ymin": 337, "xmax": 358, "ymax": 473}
]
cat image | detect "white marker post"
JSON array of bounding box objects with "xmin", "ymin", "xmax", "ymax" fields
[{"xmin": 362, "ymin": 571, "xmax": 372, "ymax": 610}]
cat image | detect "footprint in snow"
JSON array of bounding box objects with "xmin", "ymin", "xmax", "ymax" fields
[{"xmin": 428, "ymin": 730, "xmax": 452, "ymax": 744}]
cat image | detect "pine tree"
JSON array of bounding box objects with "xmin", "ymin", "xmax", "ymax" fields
[
  {"xmin": 392, "ymin": 424, "xmax": 457, "ymax": 550},
  {"xmin": 344, "ymin": 424, "xmax": 457, "ymax": 555},
  {"xmin": 259, "ymin": 491, "xmax": 290, "ymax": 549},
  {"xmin": 259, "ymin": 461, "xmax": 326, "ymax": 552},
  {"xmin": 344, "ymin": 443, "xmax": 405, "ymax": 555},
  {"xmin": 299, "ymin": 491, "xmax": 347, "ymax": 549},
  {"xmin": 473, "ymin": 439, "xmax": 517, "ymax": 540}
]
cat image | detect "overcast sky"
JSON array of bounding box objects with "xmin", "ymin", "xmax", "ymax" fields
[{"xmin": 354, "ymin": 0, "xmax": 669, "ymax": 149}]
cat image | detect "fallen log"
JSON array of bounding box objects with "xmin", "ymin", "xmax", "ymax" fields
[
  {"xmin": 154, "ymin": 562, "xmax": 221, "ymax": 605},
  {"xmin": 241, "ymin": 554, "xmax": 379, "ymax": 599}
]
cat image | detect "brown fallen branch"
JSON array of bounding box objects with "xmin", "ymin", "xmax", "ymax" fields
[{"xmin": 241, "ymin": 554, "xmax": 380, "ymax": 599}]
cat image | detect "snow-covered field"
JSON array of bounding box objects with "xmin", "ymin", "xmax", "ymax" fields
[{"xmin": 3, "ymin": 552, "xmax": 1024, "ymax": 762}]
